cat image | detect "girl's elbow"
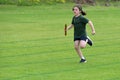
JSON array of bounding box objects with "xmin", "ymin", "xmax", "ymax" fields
[{"xmin": 88, "ymin": 20, "xmax": 92, "ymax": 24}]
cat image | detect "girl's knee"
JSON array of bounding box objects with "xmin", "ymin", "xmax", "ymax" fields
[
  {"xmin": 74, "ymin": 45, "xmax": 79, "ymax": 50},
  {"xmin": 80, "ymin": 45, "xmax": 86, "ymax": 49},
  {"xmin": 80, "ymin": 41, "xmax": 87, "ymax": 49}
]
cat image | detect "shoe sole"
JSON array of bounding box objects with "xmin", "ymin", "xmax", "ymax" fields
[{"xmin": 80, "ymin": 61, "xmax": 87, "ymax": 63}]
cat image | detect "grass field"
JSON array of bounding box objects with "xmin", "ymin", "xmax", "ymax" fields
[{"xmin": 0, "ymin": 4, "xmax": 120, "ymax": 80}]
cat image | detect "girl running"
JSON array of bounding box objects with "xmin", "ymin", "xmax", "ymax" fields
[{"xmin": 66, "ymin": 5, "xmax": 96, "ymax": 63}]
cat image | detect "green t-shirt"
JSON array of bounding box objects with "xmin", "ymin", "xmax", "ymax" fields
[{"xmin": 72, "ymin": 15, "xmax": 89, "ymax": 38}]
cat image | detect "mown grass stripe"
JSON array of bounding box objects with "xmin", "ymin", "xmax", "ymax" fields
[
  {"xmin": 0, "ymin": 56, "xmax": 77, "ymax": 68},
  {"xmin": 0, "ymin": 50, "xmax": 119, "ymax": 68},
  {"xmin": 0, "ymin": 37, "xmax": 67, "ymax": 44},
  {"xmin": 1, "ymin": 61, "xmax": 119, "ymax": 80},
  {"xmin": 0, "ymin": 48, "xmax": 72, "ymax": 58}
]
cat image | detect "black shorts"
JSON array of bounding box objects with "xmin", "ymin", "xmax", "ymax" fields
[{"xmin": 74, "ymin": 36, "xmax": 87, "ymax": 41}]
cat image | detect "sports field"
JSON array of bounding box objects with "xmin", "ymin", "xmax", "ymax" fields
[{"xmin": 0, "ymin": 4, "xmax": 120, "ymax": 80}]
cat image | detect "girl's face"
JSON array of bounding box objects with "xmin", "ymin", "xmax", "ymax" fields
[{"xmin": 73, "ymin": 7, "xmax": 80, "ymax": 16}]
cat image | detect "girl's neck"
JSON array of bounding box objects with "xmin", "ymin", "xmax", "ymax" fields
[{"xmin": 75, "ymin": 14, "xmax": 81, "ymax": 17}]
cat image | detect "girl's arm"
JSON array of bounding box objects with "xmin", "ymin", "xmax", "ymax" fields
[
  {"xmin": 67, "ymin": 24, "xmax": 74, "ymax": 31},
  {"xmin": 88, "ymin": 21, "xmax": 96, "ymax": 35}
]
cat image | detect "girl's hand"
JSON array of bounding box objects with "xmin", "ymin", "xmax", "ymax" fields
[{"xmin": 92, "ymin": 30, "xmax": 95, "ymax": 35}]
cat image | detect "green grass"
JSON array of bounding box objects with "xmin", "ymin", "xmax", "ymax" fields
[{"xmin": 0, "ymin": 4, "xmax": 120, "ymax": 80}]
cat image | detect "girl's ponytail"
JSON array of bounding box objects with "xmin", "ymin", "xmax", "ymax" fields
[{"xmin": 81, "ymin": 10, "xmax": 86, "ymax": 16}]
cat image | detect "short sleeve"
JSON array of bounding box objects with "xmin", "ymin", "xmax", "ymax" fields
[{"xmin": 81, "ymin": 17, "xmax": 89, "ymax": 24}]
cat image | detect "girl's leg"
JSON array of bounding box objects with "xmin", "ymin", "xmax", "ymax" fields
[
  {"xmin": 74, "ymin": 40, "xmax": 88, "ymax": 63},
  {"xmin": 74, "ymin": 40, "xmax": 85, "ymax": 59}
]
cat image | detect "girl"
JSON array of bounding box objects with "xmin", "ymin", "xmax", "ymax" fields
[{"xmin": 66, "ymin": 5, "xmax": 96, "ymax": 63}]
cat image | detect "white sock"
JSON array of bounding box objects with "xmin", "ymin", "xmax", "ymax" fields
[
  {"xmin": 86, "ymin": 39, "xmax": 88, "ymax": 43},
  {"xmin": 81, "ymin": 56, "xmax": 85, "ymax": 59}
]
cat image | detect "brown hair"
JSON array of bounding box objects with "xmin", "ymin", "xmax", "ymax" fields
[{"xmin": 72, "ymin": 4, "xmax": 86, "ymax": 16}]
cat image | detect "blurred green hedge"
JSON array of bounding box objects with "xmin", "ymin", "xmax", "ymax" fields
[
  {"xmin": 0, "ymin": 0, "xmax": 69, "ymax": 6},
  {"xmin": 0, "ymin": 0, "xmax": 119, "ymax": 6}
]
